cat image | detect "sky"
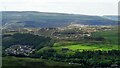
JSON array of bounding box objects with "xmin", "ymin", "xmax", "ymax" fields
[{"xmin": 0, "ymin": 0, "xmax": 119, "ymax": 16}]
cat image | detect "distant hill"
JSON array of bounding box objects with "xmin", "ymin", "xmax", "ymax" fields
[
  {"xmin": 102, "ymin": 15, "xmax": 118, "ymax": 21},
  {"xmin": 1, "ymin": 11, "xmax": 118, "ymax": 28}
]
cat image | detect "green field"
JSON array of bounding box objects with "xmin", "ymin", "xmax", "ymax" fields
[
  {"xmin": 53, "ymin": 42, "xmax": 118, "ymax": 51},
  {"xmin": 52, "ymin": 29, "xmax": 119, "ymax": 52},
  {"xmin": 2, "ymin": 56, "xmax": 77, "ymax": 67},
  {"xmin": 91, "ymin": 29, "xmax": 119, "ymax": 44}
]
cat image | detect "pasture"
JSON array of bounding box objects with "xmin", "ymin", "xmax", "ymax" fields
[{"xmin": 53, "ymin": 42, "xmax": 119, "ymax": 51}]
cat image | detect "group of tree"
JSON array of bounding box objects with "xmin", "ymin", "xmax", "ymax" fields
[
  {"xmin": 2, "ymin": 33, "xmax": 54, "ymax": 49},
  {"xmin": 33, "ymin": 48, "xmax": 120, "ymax": 67}
]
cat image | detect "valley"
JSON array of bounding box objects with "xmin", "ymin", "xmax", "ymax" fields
[{"xmin": 1, "ymin": 11, "xmax": 119, "ymax": 68}]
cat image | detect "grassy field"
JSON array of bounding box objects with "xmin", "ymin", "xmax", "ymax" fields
[
  {"xmin": 2, "ymin": 56, "xmax": 78, "ymax": 68},
  {"xmin": 53, "ymin": 42, "xmax": 118, "ymax": 51},
  {"xmin": 52, "ymin": 28, "xmax": 119, "ymax": 51},
  {"xmin": 91, "ymin": 29, "xmax": 119, "ymax": 44}
]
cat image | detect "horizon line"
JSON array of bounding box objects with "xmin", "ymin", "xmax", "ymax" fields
[{"xmin": 1, "ymin": 10, "xmax": 118, "ymax": 16}]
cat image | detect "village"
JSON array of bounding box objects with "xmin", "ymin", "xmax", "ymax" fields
[
  {"xmin": 5, "ymin": 45, "xmax": 35, "ymax": 56},
  {"xmin": 2, "ymin": 24, "xmax": 113, "ymax": 40}
]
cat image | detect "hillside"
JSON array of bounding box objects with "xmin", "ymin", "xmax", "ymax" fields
[
  {"xmin": 102, "ymin": 15, "xmax": 118, "ymax": 21},
  {"xmin": 2, "ymin": 11, "xmax": 118, "ymax": 28}
]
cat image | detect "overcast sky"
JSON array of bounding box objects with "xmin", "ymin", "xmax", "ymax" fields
[{"xmin": 0, "ymin": 0, "xmax": 119, "ymax": 16}]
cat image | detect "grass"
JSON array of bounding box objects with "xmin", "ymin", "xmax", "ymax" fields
[
  {"xmin": 52, "ymin": 42, "xmax": 119, "ymax": 51},
  {"xmin": 52, "ymin": 29, "xmax": 119, "ymax": 51},
  {"xmin": 91, "ymin": 30, "xmax": 119, "ymax": 44},
  {"xmin": 2, "ymin": 56, "xmax": 76, "ymax": 67}
]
